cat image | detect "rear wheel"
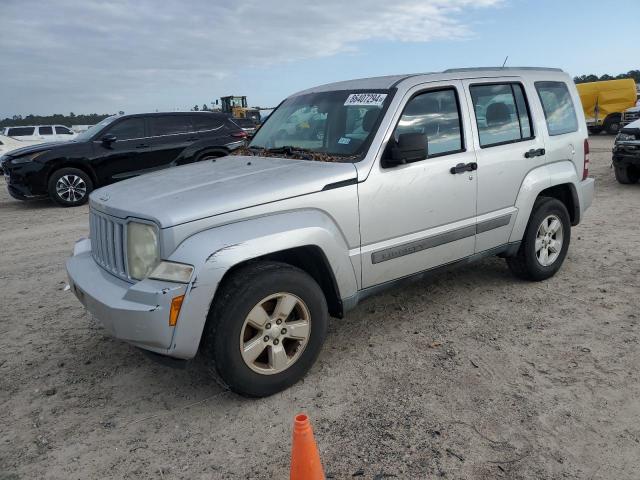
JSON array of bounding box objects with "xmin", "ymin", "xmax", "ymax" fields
[
  {"xmin": 48, "ymin": 167, "xmax": 93, "ymax": 207},
  {"xmin": 604, "ymin": 115, "xmax": 621, "ymax": 135},
  {"xmin": 614, "ymin": 164, "xmax": 640, "ymax": 184},
  {"xmin": 506, "ymin": 197, "xmax": 571, "ymax": 281},
  {"xmin": 201, "ymin": 261, "xmax": 328, "ymax": 397}
]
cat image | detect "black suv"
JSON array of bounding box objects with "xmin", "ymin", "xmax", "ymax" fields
[{"xmin": 1, "ymin": 112, "xmax": 246, "ymax": 206}]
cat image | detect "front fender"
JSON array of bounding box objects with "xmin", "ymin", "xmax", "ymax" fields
[
  {"xmin": 509, "ymin": 161, "xmax": 579, "ymax": 243},
  {"xmin": 165, "ymin": 209, "xmax": 358, "ymax": 359}
]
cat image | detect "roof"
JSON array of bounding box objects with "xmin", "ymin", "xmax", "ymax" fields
[{"xmin": 292, "ymin": 67, "xmax": 568, "ymax": 96}]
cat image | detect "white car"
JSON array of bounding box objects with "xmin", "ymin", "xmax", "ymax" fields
[
  {"xmin": 0, "ymin": 134, "xmax": 41, "ymax": 173},
  {"xmin": 3, "ymin": 125, "xmax": 77, "ymax": 142}
]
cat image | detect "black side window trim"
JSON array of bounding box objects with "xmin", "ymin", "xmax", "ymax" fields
[
  {"xmin": 382, "ymin": 85, "xmax": 467, "ymax": 167},
  {"xmin": 469, "ymin": 81, "xmax": 536, "ymax": 149}
]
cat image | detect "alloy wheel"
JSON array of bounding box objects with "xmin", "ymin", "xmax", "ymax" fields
[
  {"xmin": 56, "ymin": 174, "xmax": 87, "ymax": 202},
  {"xmin": 239, "ymin": 292, "xmax": 311, "ymax": 375},
  {"xmin": 535, "ymin": 214, "xmax": 564, "ymax": 266}
]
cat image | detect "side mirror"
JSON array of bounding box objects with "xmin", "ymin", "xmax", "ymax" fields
[
  {"xmin": 101, "ymin": 134, "xmax": 116, "ymax": 145},
  {"xmin": 383, "ymin": 132, "xmax": 427, "ymax": 167}
]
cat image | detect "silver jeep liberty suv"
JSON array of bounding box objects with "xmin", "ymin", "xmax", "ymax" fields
[{"xmin": 67, "ymin": 68, "xmax": 595, "ymax": 396}]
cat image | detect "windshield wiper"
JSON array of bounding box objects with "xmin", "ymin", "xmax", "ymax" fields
[{"xmin": 265, "ymin": 145, "xmax": 314, "ymax": 154}]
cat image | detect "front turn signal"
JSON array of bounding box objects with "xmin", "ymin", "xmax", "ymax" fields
[{"xmin": 169, "ymin": 295, "xmax": 185, "ymax": 326}]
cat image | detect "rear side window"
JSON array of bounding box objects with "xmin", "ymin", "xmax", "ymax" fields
[
  {"xmin": 39, "ymin": 126, "xmax": 53, "ymax": 135},
  {"xmin": 192, "ymin": 114, "xmax": 224, "ymax": 132},
  {"xmin": 8, "ymin": 127, "xmax": 35, "ymax": 136},
  {"xmin": 55, "ymin": 126, "xmax": 73, "ymax": 135},
  {"xmin": 535, "ymin": 81, "xmax": 579, "ymax": 136},
  {"xmin": 470, "ymin": 83, "xmax": 533, "ymax": 147},
  {"xmin": 150, "ymin": 116, "xmax": 193, "ymax": 136},
  {"xmin": 106, "ymin": 118, "xmax": 145, "ymax": 140},
  {"xmin": 394, "ymin": 88, "xmax": 463, "ymax": 157}
]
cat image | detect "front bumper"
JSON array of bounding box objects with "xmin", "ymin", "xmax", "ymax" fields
[{"xmin": 66, "ymin": 238, "xmax": 190, "ymax": 357}]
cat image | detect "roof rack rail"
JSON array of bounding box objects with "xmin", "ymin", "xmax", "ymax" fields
[{"xmin": 443, "ymin": 67, "xmax": 563, "ymax": 73}]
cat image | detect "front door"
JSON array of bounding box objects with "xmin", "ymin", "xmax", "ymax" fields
[
  {"xmin": 461, "ymin": 77, "xmax": 547, "ymax": 252},
  {"xmin": 359, "ymin": 81, "xmax": 478, "ymax": 288},
  {"xmin": 93, "ymin": 116, "xmax": 146, "ymax": 183}
]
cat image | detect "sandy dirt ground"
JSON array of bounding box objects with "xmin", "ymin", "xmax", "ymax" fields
[{"xmin": 1, "ymin": 134, "xmax": 639, "ymax": 479}]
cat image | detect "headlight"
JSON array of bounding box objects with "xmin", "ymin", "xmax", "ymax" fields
[
  {"xmin": 127, "ymin": 222, "xmax": 159, "ymax": 280},
  {"xmin": 10, "ymin": 151, "xmax": 48, "ymax": 165},
  {"xmin": 616, "ymin": 132, "xmax": 637, "ymax": 142},
  {"xmin": 149, "ymin": 261, "xmax": 194, "ymax": 283}
]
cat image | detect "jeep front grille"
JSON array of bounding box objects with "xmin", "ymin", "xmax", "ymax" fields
[{"xmin": 90, "ymin": 210, "xmax": 128, "ymax": 280}]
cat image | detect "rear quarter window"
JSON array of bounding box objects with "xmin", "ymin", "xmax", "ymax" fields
[
  {"xmin": 8, "ymin": 127, "xmax": 35, "ymax": 136},
  {"xmin": 535, "ymin": 81, "xmax": 579, "ymax": 136}
]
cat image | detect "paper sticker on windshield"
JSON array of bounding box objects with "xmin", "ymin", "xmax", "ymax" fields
[
  {"xmin": 338, "ymin": 137, "xmax": 351, "ymax": 144},
  {"xmin": 344, "ymin": 93, "xmax": 387, "ymax": 107}
]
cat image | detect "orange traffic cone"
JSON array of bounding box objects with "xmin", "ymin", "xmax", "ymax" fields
[{"xmin": 290, "ymin": 413, "xmax": 325, "ymax": 480}]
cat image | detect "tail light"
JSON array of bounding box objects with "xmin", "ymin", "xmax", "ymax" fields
[
  {"xmin": 582, "ymin": 138, "xmax": 589, "ymax": 180},
  {"xmin": 231, "ymin": 130, "xmax": 247, "ymax": 138}
]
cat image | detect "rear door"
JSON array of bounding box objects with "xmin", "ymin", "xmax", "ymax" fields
[
  {"xmin": 462, "ymin": 77, "xmax": 546, "ymax": 253},
  {"xmin": 38, "ymin": 126, "xmax": 54, "ymax": 141},
  {"xmin": 146, "ymin": 115, "xmax": 195, "ymax": 168}
]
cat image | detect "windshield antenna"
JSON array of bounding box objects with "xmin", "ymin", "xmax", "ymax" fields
[{"xmin": 502, "ymin": 56, "xmax": 509, "ymax": 68}]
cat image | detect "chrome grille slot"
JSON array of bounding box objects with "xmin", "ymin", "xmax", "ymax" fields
[{"xmin": 90, "ymin": 210, "xmax": 128, "ymax": 280}]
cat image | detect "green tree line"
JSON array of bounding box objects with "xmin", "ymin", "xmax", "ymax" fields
[
  {"xmin": 0, "ymin": 112, "xmax": 113, "ymax": 129},
  {"xmin": 574, "ymin": 70, "xmax": 640, "ymax": 84}
]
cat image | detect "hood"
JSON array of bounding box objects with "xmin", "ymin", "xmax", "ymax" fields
[
  {"xmin": 3, "ymin": 141, "xmax": 71, "ymax": 158},
  {"xmin": 90, "ymin": 155, "xmax": 358, "ymax": 227},
  {"xmin": 622, "ymin": 118, "xmax": 640, "ymax": 130}
]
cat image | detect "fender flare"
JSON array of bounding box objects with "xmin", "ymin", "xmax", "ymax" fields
[
  {"xmin": 509, "ymin": 160, "xmax": 580, "ymax": 243},
  {"xmin": 165, "ymin": 209, "xmax": 358, "ymax": 359}
]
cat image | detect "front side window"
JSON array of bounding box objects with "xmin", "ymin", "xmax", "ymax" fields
[
  {"xmin": 39, "ymin": 126, "xmax": 53, "ymax": 135},
  {"xmin": 106, "ymin": 118, "xmax": 145, "ymax": 141},
  {"xmin": 55, "ymin": 126, "xmax": 73, "ymax": 135},
  {"xmin": 249, "ymin": 89, "xmax": 393, "ymax": 160},
  {"xmin": 470, "ymin": 83, "xmax": 533, "ymax": 147},
  {"xmin": 535, "ymin": 81, "xmax": 579, "ymax": 136},
  {"xmin": 150, "ymin": 116, "xmax": 193, "ymax": 136},
  {"xmin": 8, "ymin": 127, "xmax": 35, "ymax": 136},
  {"xmin": 394, "ymin": 88, "xmax": 463, "ymax": 157}
]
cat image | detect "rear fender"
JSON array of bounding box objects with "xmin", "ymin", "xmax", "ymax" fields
[{"xmin": 509, "ymin": 161, "xmax": 579, "ymax": 242}]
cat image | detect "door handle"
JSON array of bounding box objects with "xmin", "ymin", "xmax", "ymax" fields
[
  {"xmin": 450, "ymin": 162, "xmax": 478, "ymax": 174},
  {"xmin": 187, "ymin": 137, "xmax": 198, "ymax": 142},
  {"xmin": 135, "ymin": 143, "xmax": 150, "ymax": 149},
  {"xmin": 524, "ymin": 148, "xmax": 545, "ymax": 158}
]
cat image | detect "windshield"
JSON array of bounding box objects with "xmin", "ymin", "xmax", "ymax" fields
[
  {"xmin": 249, "ymin": 89, "xmax": 393, "ymax": 161},
  {"xmin": 75, "ymin": 115, "xmax": 119, "ymax": 141}
]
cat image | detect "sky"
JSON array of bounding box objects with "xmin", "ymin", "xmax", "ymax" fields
[{"xmin": 0, "ymin": 0, "xmax": 638, "ymax": 118}]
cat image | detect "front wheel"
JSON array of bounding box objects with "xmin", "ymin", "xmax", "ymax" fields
[
  {"xmin": 48, "ymin": 167, "xmax": 93, "ymax": 207},
  {"xmin": 506, "ymin": 197, "xmax": 571, "ymax": 281},
  {"xmin": 201, "ymin": 261, "xmax": 328, "ymax": 397},
  {"xmin": 614, "ymin": 164, "xmax": 640, "ymax": 184}
]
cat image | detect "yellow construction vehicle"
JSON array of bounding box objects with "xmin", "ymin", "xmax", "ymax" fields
[{"xmin": 220, "ymin": 96, "xmax": 262, "ymax": 123}]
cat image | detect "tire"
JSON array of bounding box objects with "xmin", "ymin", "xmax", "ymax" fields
[
  {"xmin": 588, "ymin": 126, "xmax": 602, "ymax": 135},
  {"xmin": 48, "ymin": 167, "xmax": 93, "ymax": 207},
  {"xmin": 604, "ymin": 115, "xmax": 621, "ymax": 135},
  {"xmin": 197, "ymin": 150, "xmax": 226, "ymax": 162},
  {"xmin": 506, "ymin": 197, "xmax": 571, "ymax": 281},
  {"xmin": 201, "ymin": 261, "xmax": 328, "ymax": 397},
  {"xmin": 614, "ymin": 164, "xmax": 640, "ymax": 184}
]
